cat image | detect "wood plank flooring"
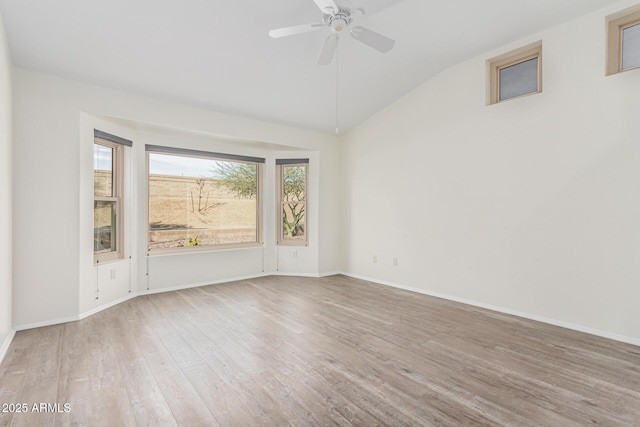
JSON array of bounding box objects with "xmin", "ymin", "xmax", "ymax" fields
[{"xmin": 1, "ymin": 275, "xmax": 639, "ymax": 426}]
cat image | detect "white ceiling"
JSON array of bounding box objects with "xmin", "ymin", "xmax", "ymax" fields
[{"xmin": 0, "ymin": 0, "xmax": 620, "ymax": 133}]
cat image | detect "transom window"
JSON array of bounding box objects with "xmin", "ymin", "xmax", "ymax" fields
[
  {"xmin": 487, "ymin": 41, "xmax": 542, "ymax": 105},
  {"xmin": 607, "ymin": 7, "xmax": 640, "ymax": 75},
  {"xmin": 146, "ymin": 145, "xmax": 264, "ymax": 252}
]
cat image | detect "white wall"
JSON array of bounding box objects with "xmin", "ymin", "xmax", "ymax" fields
[
  {"xmin": 342, "ymin": 0, "xmax": 640, "ymax": 343},
  {"xmin": 0, "ymin": 11, "xmax": 13, "ymax": 359},
  {"xmin": 12, "ymin": 69, "xmax": 340, "ymax": 329}
]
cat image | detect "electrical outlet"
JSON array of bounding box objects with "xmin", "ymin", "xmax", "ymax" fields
[
  {"xmin": 292, "ymin": 250, "xmax": 298, "ymax": 259},
  {"xmin": 373, "ymin": 255, "xmax": 378, "ymax": 263},
  {"xmin": 110, "ymin": 269, "xmax": 116, "ymax": 279},
  {"xmin": 393, "ymin": 258, "xmax": 399, "ymax": 267}
]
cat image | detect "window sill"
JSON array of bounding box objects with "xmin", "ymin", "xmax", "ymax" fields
[
  {"xmin": 277, "ymin": 241, "xmax": 308, "ymax": 247},
  {"xmin": 94, "ymin": 254, "xmax": 124, "ymax": 266},
  {"xmin": 148, "ymin": 242, "xmax": 263, "ymax": 257},
  {"xmin": 607, "ymin": 64, "xmax": 640, "ymax": 76},
  {"xmin": 488, "ymin": 90, "xmax": 541, "ymax": 106}
]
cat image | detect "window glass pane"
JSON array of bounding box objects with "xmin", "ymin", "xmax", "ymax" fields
[
  {"xmin": 279, "ymin": 164, "xmax": 307, "ymax": 243},
  {"xmin": 94, "ymin": 200, "xmax": 116, "ymax": 253},
  {"xmin": 282, "ymin": 165, "xmax": 306, "ymax": 202},
  {"xmin": 499, "ymin": 57, "xmax": 538, "ymax": 101},
  {"xmin": 622, "ymin": 23, "xmax": 640, "ymax": 70},
  {"xmin": 94, "ymin": 144, "xmax": 113, "ymax": 197},
  {"xmin": 282, "ymin": 203, "xmax": 306, "ymax": 240},
  {"xmin": 148, "ymin": 153, "xmax": 258, "ymax": 249}
]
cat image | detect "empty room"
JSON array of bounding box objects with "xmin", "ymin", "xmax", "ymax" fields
[{"xmin": 1, "ymin": 0, "xmax": 640, "ymax": 425}]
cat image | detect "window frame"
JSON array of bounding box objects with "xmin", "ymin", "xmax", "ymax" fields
[
  {"xmin": 146, "ymin": 147, "xmax": 264, "ymax": 254},
  {"xmin": 606, "ymin": 6, "xmax": 640, "ymax": 76},
  {"xmin": 93, "ymin": 137, "xmax": 124, "ymax": 264},
  {"xmin": 487, "ymin": 41, "xmax": 542, "ymax": 105},
  {"xmin": 276, "ymin": 160, "xmax": 309, "ymax": 247}
]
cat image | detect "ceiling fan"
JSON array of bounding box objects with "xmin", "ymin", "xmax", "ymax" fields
[{"xmin": 268, "ymin": 0, "xmax": 396, "ymax": 65}]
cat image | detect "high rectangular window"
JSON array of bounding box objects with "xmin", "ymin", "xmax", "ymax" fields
[
  {"xmin": 94, "ymin": 134, "xmax": 125, "ymax": 263},
  {"xmin": 499, "ymin": 57, "xmax": 539, "ymax": 101},
  {"xmin": 487, "ymin": 41, "xmax": 542, "ymax": 105},
  {"xmin": 277, "ymin": 159, "xmax": 308, "ymax": 246},
  {"xmin": 607, "ymin": 7, "xmax": 640, "ymax": 75},
  {"xmin": 146, "ymin": 146, "xmax": 263, "ymax": 252},
  {"xmin": 622, "ymin": 22, "xmax": 640, "ymax": 70}
]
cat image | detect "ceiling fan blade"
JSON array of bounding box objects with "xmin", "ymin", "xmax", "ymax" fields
[
  {"xmin": 312, "ymin": 0, "xmax": 339, "ymax": 14},
  {"xmin": 349, "ymin": 25, "xmax": 395, "ymax": 52},
  {"xmin": 341, "ymin": 0, "xmax": 405, "ymax": 17},
  {"xmin": 269, "ymin": 23, "xmax": 325, "ymax": 39},
  {"xmin": 318, "ymin": 34, "xmax": 339, "ymax": 65}
]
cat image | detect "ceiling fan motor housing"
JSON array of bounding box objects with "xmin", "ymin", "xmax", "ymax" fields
[{"xmin": 324, "ymin": 9, "xmax": 352, "ymax": 33}]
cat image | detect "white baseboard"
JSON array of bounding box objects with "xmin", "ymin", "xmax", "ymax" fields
[
  {"xmin": 15, "ymin": 296, "xmax": 139, "ymax": 330},
  {"xmin": 12, "ymin": 272, "xmax": 275, "ymax": 331},
  {"xmin": 14, "ymin": 315, "xmax": 81, "ymax": 332},
  {"xmin": 273, "ymin": 272, "xmax": 318, "ymax": 278},
  {"xmin": 341, "ymin": 272, "xmax": 640, "ymax": 348},
  {"xmin": 0, "ymin": 329, "xmax": 16, "ymax": 365},
  {"xmin": 272, "ymin": 271, "xmax": 330, "ymax": 278},
  {"xmin": 318, "ymin": 271, "xmax": 343, "ymax": 278},
  {"xmin": 16, "ymin": 270, "xmax": 636, "ymax": 348},
  {"xmin": 272, "ymin": 271, "xmax": 342, "ymax": 278},
  {"xmin": 139, "ymin": 272, "xmax": 270, "ymax": 295},
  {"xmin": 78, "ymin": 293, "xmax": 139, "ymax": 321}
]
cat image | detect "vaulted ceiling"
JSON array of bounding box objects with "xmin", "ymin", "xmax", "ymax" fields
[{"xmin": 0, "ymin": 0, "xmax": 619, "ymax": 133}]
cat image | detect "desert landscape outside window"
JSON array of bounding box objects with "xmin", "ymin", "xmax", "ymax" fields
[{"xmin": 146, "ymin": 146, "xmax": 263, "ymax": 252}]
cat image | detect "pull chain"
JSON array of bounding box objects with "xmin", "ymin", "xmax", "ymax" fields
[{"xmin": 335, "ymin": 36, "xmax": 340, "ymax": 135}]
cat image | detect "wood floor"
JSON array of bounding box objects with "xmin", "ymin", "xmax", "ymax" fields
[{"xmin": 1, "ymin": 275, "xmax": 639, "ymax": 426}]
